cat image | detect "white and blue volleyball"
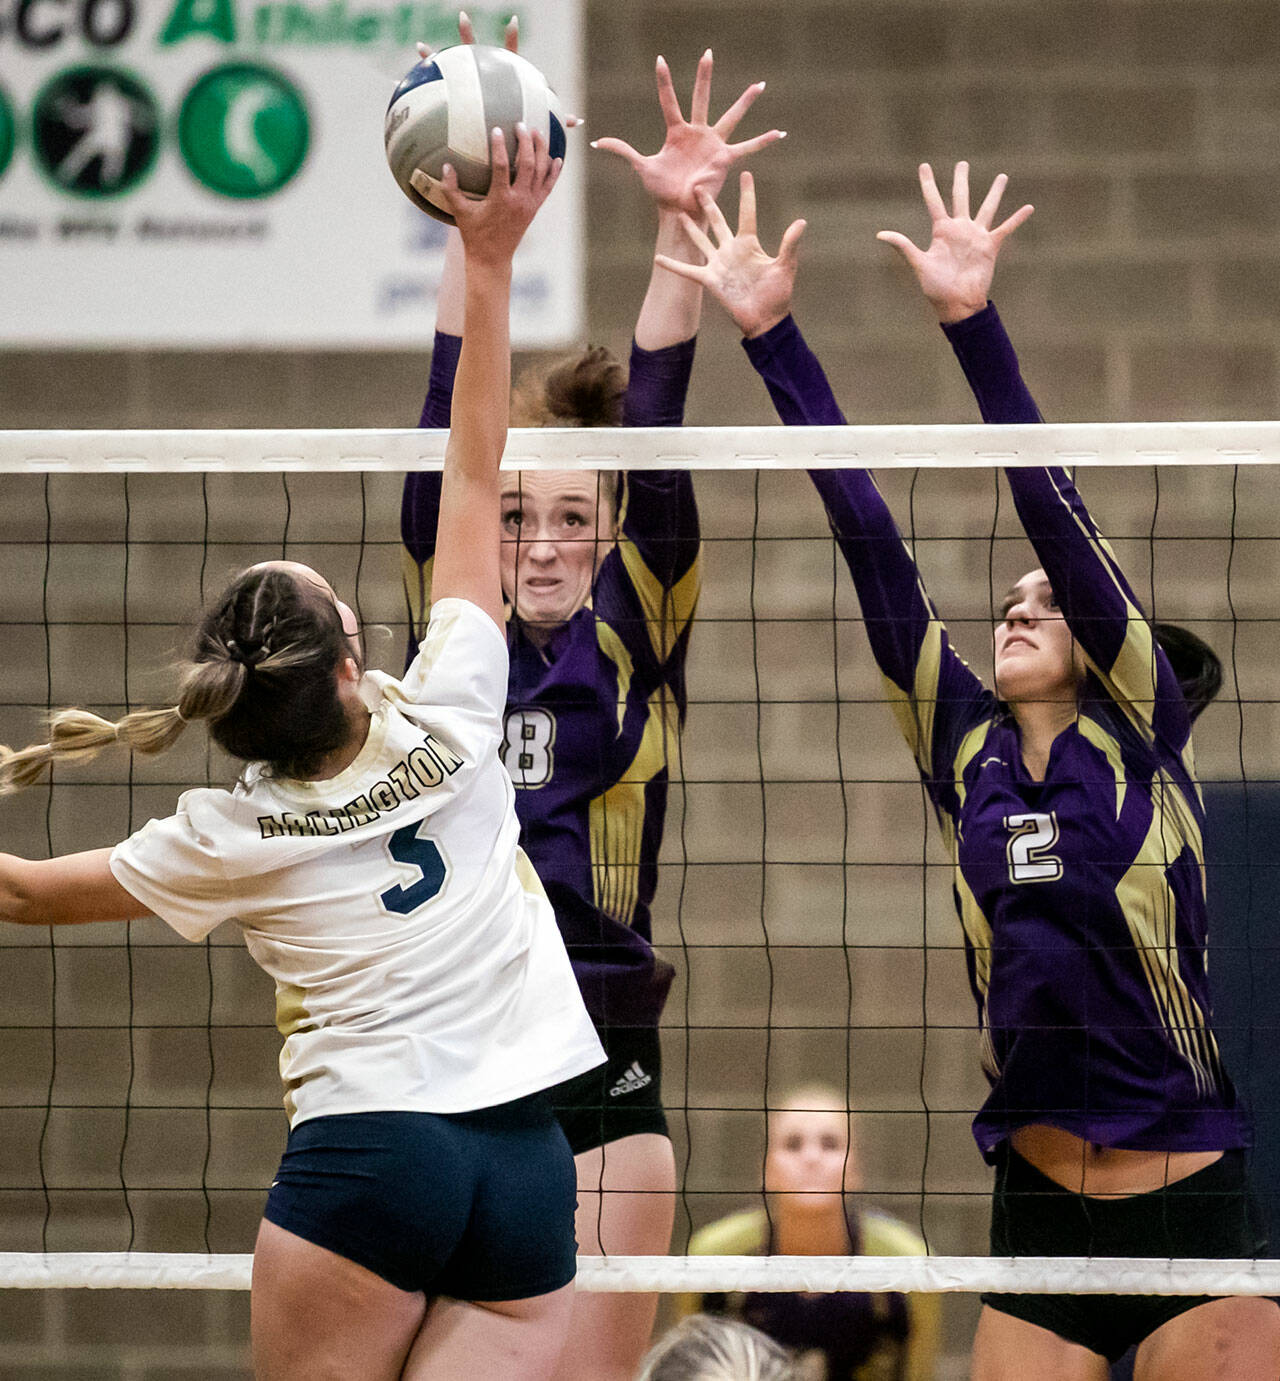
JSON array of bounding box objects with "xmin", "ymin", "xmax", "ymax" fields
[{"xmin": 384, "ymin": 44, "xmax": 566, "ymax": 224}]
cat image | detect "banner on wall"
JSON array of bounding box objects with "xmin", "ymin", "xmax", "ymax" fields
[{"xmin": 0, "ymin": 0, "xmax": 583, "ymax": 347}]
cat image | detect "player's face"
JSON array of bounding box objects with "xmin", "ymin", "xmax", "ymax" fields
[
  {"xmin": 764, "ymin": 1101, "xmax": 862, "ymax": 1206},
  {"xmin": 994, "ymin": 568, "xmax": 1084, "ymax": 703},
  {"xmin": 499, "ymin": 471, "xmax": 617, "ymax": 631},
  {"xmin": 249, "ymin": 560, "xmax": 362, "ymax": 662}
]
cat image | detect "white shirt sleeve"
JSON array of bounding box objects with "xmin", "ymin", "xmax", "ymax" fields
[
  {"xmin": 109, "ymin": 796, "xmax": 235, "ymax": 942},
  {"xmin": 398, "ymin": 597, "xmax": 509, "ymax": 723}
]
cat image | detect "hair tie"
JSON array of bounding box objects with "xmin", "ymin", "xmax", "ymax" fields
[{"xmin": 226, "ymin": 638, "xmax": 269, "ymax": 668}]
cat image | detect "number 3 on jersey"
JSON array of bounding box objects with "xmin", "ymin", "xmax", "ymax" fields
[
  {"xmin": 501, "ymin": 707, "xmax": 556, "ymax": 788},
  {"xmin": 1004, "ymin": 811, "xmax": 1063, "ymax": 884},
  {"xmin": 379, "ymin": 822, "xmax": 447, "ymax": 916}
]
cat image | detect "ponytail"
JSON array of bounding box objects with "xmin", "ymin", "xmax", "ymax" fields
[
  {"xmin": 0, "ymin": 705, "xmax": 187, "ymax": 795},
  {"xmin": 1153, "ymin": 622, "xmax": 1223, "ymax": 723},
  {"xmin": 0, "ymin": 563, "xmax": 354, "ymax": 795}
]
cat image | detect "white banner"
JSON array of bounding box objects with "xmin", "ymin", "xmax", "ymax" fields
[{"xmin": 0, "ymin": 0, "xmax": 583, "ymax": 347}]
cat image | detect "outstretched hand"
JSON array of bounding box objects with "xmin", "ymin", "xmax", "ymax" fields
[
  {"xmin": 439, "ymin": 124, "xmax": 561, "ymax": 267},
  {"xmin": 593, "ymin": 50, "xmax": 783, "ymax": 216},
  {"xmin": 877, "ymin": 161, "xmax": 1033, "ymax": 323},
  {"xmin": 654, "ymin": 171, "xmax": 806, "ymax": 338}
]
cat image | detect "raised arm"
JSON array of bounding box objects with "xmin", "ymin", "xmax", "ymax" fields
[
  {"xmin": 881, "ymin": 163, "xmax": 1182, "ymax": 740},
  {"xmin": 658, "ymin": 175, "xmax": 993, "ymax": 779},
  {"xmin": 428, "ymin": 126, "xmax": 561, "ymax": 629}
]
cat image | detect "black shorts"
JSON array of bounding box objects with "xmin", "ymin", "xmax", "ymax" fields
[
  {"xmin": 983, "ymin": 1145, "xmax": 1268, "ymax": 1362},
  {"xmin": 263, "ymin": 1093, "xmax": 576, "ymax": 1301},
  {"xmin": 547, "ymin": 1023, "xmax": 668, "ymax": 1156}
]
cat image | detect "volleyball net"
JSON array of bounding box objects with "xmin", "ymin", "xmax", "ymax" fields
[{"xmin": 1, "ymin": 423, "xmax": 1278, "ymax": 1300}]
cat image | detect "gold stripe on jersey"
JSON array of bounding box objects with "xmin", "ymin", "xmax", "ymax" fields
[
  {"xmin": 1048, "ymin": 478, "xmax": 1165, "ymax": 745},
  {"xmin": 1115, "ymin": 765, "xmax": 1221, "ymax": 1097},
  {"xmin": 402, "ymin": 549, "xmax": 434, "ymax": 645},
  {"xmin": 618, "ymin": 537, "xmax": 701, "ymax": 664},
  {"xmin": 1077, "ymin": 716, "xmax": 1128, "ymax": 820},
  {"xmin": 588, "ymin": 690, "xmax": 678, "ymax": 926},
  {"xmin": 883, "ymin": 607, "xmax": 943, "ymax": 778},
  {"xmin": 595, "ymin": 618, "xmax": 634, "ymax": 735}
]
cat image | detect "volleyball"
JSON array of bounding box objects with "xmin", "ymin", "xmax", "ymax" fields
[{"xmin": 384, "ymin": 44, "xmax": 567, "ymax": 224}]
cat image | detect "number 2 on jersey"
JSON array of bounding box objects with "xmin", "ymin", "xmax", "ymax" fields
[
  {"xmin": 379, "ymin": 822, "xmax": 447, "ymax": 915},
  {"xmin": 501, "ymin": 707, "xmax": 556, "ymax": 788},
  {"xmin": 1004, "ymin": 811, "xmax": 1063, "ymax": 883}
]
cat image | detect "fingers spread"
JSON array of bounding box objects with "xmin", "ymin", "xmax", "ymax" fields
[
  {"xmin": 918, "ymin": 163, "xmax": 947, "ymax": 222},
  {"xmin": 714, "ymin": 80, "xmax": 764, "ymax": 138},
  {"xmin": 736, "ymin": 169, "xmax": 757, "ymax": 238},
  {"xmin": 951, "ymin": 160, "xmax": 971, "ymax": 219},
  {"xmin": 698, "ymin": 185, "xmax": 733, "ymax": 245},
  {"xmin": 503, "ymin": 14, "xmax": 519, "ymax": 52},
  {"xmin": 777, "ymin": 217, "xmax": 807, "ymax": 267},
  {"xmin": 729, "ymin": 129, "xmax": 786, "ymax": 159},
  {"xmin": 690, "ymin": 47, "xmax": 713, "ymax": 126},
  {"xmin": 654, "ymin": 55, "xmax": 684, "ymax": 128},
  {"xmin": 876, "ymin": 229, "xmax": 924, "ymax": 269},
  {"xmin": 680, "ymin": 208, "xmax": 717, "ymax": 260},
  {"xmin": 654, "ymin": 252, "xmax": 707, "ymax": 285},
  {"xmin": 975, "ymin": 172, "xmax": 1008, "ymax": 229},
  {"xmin": 993, "ymin": 202, "xmax": 1035, "ymax": 241},
  {"xmin": 590, "ymin": 136, "xmax": 641, "ymax": 167}
]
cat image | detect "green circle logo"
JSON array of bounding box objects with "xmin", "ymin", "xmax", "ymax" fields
[
  {"xmin": 178, "ymin": 63, "xmax": 309, "ymax": 199},
  {"xmin": 0, "ymin": 85, "xmax": 15, "ymax": 183},
  {"xmin": 32, "ymin": 66, "xmax": 160, "ymax": 198}
]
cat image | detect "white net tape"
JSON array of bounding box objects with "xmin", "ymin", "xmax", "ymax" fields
[
  {"xmin": 1, "ymin": 421, "xmax": 1279, "ymax": 472},
  {"xmin": 1, "ymin": 1253, "xmax": 1278, "ymax": 1295}
]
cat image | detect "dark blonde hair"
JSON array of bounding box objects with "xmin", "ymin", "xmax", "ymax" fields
[
  {"xmin": 510, "ymin": 345, "xmax": 625, "ymax": 516},
  {"xmin": 0, "ymin": 566, "xmax": 355, "ymax": 794}
]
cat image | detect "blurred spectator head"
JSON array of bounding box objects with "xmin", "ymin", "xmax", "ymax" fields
[
  {"xmin": 764, "ymin": 1084, "xmax": 863, "ymax": 1204},
  {"xmin": 636, "ymin": 1314, "xmax": 799, "ymax": 1380}
]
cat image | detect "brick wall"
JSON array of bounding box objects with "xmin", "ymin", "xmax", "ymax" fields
[{"xmin": 4, "ymin": 3, "xmax": 1280, "ymax": 1376}]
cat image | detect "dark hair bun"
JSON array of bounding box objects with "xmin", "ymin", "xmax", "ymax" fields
[{"xmin": 512, "ymin": 346, "xmax": 626, "ymax": 428}]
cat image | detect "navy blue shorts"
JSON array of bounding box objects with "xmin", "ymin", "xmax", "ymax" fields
[
  {"xmin": 983, "ymin": 1146, "xmax": 1268, "ymax": 1361},
  {"xmin": 263, "ymin": 1092, "xmax": 577, "ymax": 1300}
]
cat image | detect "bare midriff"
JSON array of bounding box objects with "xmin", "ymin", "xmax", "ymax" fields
[{"xmin": 1011, "ymin": 1123, "xmax": 1222, "ymax": 1199}]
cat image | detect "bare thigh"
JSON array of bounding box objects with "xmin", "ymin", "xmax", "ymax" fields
[
  {"xmin": 404, "ymin": 1285, "xmax": 576, "ymax": 1381},
  {"xmin": 1134, "ymin": 1296, "xmax": 1280, "ymax": 1380},
  {"xmin": 970, "ymin": 1305, "xmax": 1110, "ymax": 1381},
  {"xmin": 250, "ymin": 1218, "xmax": 426, "ymax": 1381},
  {"xmin": 551, "ymin": 1132, "xmax": 676, "ymax": 1381}
]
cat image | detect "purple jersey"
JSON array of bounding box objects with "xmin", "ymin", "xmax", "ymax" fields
[
  {"xmin": 742, "ymin": 308, "xmax": 1247, "ymax": 1160},
  {"xmin": 401, "ymin": 333, "xmax": 701, "ymax": 1028}
]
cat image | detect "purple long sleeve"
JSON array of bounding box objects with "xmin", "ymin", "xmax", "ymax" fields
[
  {"xmin": 940, "ymin": 301, "xmax": 1042, "ymax": 424},
  {"xmin": 400, "ymin": 331, "xmax": 460, "ymax": 572},
  {"xmin": 742, "ymin": 316, "xmax": 991, "ymax": 783}
]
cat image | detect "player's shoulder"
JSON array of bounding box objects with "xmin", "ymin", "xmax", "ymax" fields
[
  {"xmin": 859, "ymin": 1207, "xmax": 928, "ymax": 1257},
  {"xmin": 688, "ymin": 1207, "xmax": 769, "ymax": 1257}
]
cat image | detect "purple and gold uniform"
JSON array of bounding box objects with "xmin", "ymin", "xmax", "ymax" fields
[
  {"xmin": 402, "ymin": 333, "xmax": 701, "ymax": 1033},
  {"xmin": 741, "ymin": 307, "xmax": 1247, "ymax": 1161}
]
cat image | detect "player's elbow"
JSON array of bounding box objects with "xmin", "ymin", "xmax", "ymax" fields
[{"xmin": 0, "ymin": 857, "xmax": 42, "ymax": 925}]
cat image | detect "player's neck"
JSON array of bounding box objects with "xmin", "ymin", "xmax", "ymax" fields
[
  {"xmin": 1011, "ymin": 697, "xmax": 1078, "ymax": 781},
  {"xmin": 308, "ymin": 706, "xmax": 373, "ymax": 780},
  {"xmin": 773, "ymin": 1203, "xmax": 853, "ymax": 1256}
]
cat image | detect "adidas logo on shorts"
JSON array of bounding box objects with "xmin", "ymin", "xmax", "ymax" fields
[{"xmin": 608, "ymin": 1060, "xmax": 653, "ymax": 1098}]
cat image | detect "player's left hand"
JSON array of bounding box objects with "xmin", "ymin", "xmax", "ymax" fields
[
  {"xmin": 593, "ymin": 50, "xmax": 783, "ymax": 216},
  {"xmin": 654, "ymin": 171, "xmax": 806, "ymax": 338},
  {"xmin": 441, "ymin": 124, "xmax": 561, "ymax": 265},
  {"xmin": 876, "ymin": 161, "xmax": 1033, "ymax": 323}
]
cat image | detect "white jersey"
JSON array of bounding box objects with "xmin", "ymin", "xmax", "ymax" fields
[{"xmin": 110, "ymin": 597, "xmax": 603, "ymax": 1126}]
